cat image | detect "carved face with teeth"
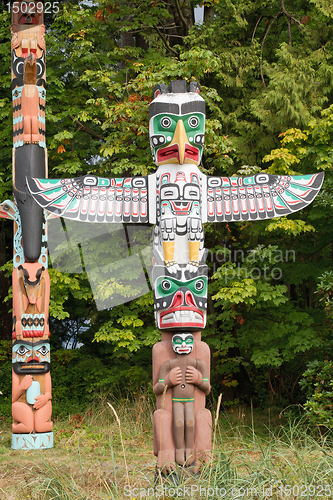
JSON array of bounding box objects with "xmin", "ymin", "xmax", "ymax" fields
[
  {"xmin": 12, "ymin": 339, "xmax": 50, "ymax": 375},
  {"xmin": 149, "ymin": 80, "xmax": 205, "ymax": 167},
  {"xmin": 153, "ymin": 263, "xmax": 208, "ymax": 330},
  {"xmin": 172, "ymin": 333, "xmax": 194, "ymax": 355}
]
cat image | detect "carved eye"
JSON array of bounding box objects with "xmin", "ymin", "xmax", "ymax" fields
[
  {"xmin": 37, "ymin": 345, "xmax": 49, "ymax": 356},
  {"xmin": 17, "ymin": 346, "xmax": 29, "ymax": 356},
  {"xmin": 195, "ymin": 279, "xmax": 205, "ymax": 291},
  {"xmin": 255, "ymin": 173, "xmax": 270, "ymax": 184},
  {"xmin": 161, "ymin": 117, "xmax": 172, "ymax": 128},
  {"xmin": 161, "ymin": 279, "xmax": 171, "ymax": 291},
  {"xmin": 188, "ymin": 116, "xmax": 199, "ymax": 128},
  {"xmin": 173, "ymin": 337, "xmax": 182, "ymax": 345}
]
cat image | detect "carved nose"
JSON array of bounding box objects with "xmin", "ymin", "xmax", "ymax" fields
[
  {"xmin": 172, "ymin": 291, "xmax": 183, "ymax": 307},
  {"xmin": 185, "ymin": 291, "xmax": 196, "ymax": 307}
]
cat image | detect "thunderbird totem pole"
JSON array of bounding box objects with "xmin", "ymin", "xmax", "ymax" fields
[
  {"xmin": 0, "ymin": 3, "xmax": 52, "ymax": 449},
  {"xmin": 27, "ymin": 80, "xmax": 324, "ymax": 468},
  {"xmin": 1, "ymin": 4, "xmax": 324, "ymax": 466}
]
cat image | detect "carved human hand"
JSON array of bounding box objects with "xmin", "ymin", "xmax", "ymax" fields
[
  {"xmin": 20, "ymin": 375, "xmax": 33, "ymax": 391},
  {"xmin": 33, "ymin": 393, "xmax": 50, "ymax": 410},
  {"xmin": 166, "ymin": 367, "xmax": 182, "ymax": 386},
  {"xmin": 186, "ymin": 366, "xmax": 202, "ymax": 385}
]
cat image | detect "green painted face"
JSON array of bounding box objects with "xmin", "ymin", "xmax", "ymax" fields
[
  {"xmin": 152, "ymin": 113, "xmax": 204, "ymax": 141},
  {"xmin": 149, "ymin": 112, "xmax": 205, "ymax": 166},
  {"xmin": 155, "ymin": 275, "xmax": 207, "ymax": 299},
  {"xmin": 172, "ymin": 333, "xmax": 194, "ymax": 354}
]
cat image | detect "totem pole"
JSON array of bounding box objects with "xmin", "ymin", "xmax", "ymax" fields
[
  {"xmin": 27, "ymin": 79, "xmax": 324, "ymax": 468},
  {"xmin": 0, "ymin": 2, "xmax": 53, "ymax": 449}
]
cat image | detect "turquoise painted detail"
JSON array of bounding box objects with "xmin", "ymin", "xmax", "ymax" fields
[
  {"xmin": 161, "ymin": 200, "xmax": 172, "ymax": 213},
  {"xmin": 26, "ymin": 381, "xmax": 41, "ymax": 405},
  {"xmin": 13, "ymin": 115, "xmax": 23, "ymax": 125},
  {"xmin": 12, "ymin": 86, "xmax": 23, "ymax": 99},
  {"xmin": 97, "ymin": 178, "xmax": 110, "ymax": 186},
  {"xmin": 243, "ymin": 176, "xmax": 255, "ymax": 185},
  {"xmin": 11, "ymin": 432, "xmax": 53, "ymax": 450},
  {"xmin": 276, "ymin": 195, "xmax": 287, "ymax": 208},
  {"xmin": 38, "ymin": 215, "xmax": 48, "ymax": 267},
  {"xmin": 3, "ymin": 201, "xmax": 25, "ymax": 267},
  {"xmin": 14, "ymin": 139, "xmax": 24, "ymax": 148},
  {"xmin": 12, "ymin": 341, "xmax": 50, "ymax": 364},
  {"xmin": 37, "ymin": 86, "xmax": 46, "ymax": 99},
  {"xmin": 192, "ymin": 200, "xmax": 201, "ymax": 214},
  {"xmin": 39, "ymin": 140, "xmax": 46, "ymax": 148},
  {"xmin": 289, "ymin": 183, "xmax": 309, "ymax": 194},
  {"xmin": 161, "ymin": 176, "xmax": 169, "ymax": 185},
  {"xmin": 38, "ymin": 115, "xmax": 45, "ymax": 124}
]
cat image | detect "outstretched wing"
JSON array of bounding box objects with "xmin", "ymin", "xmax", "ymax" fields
[
  {"xmin": 205, "ymin": 172, "xmax": 324, "ymax": 222},
  {"xmin": 27, "ymin": 175, "xmax": 151, "ymax": 223}
]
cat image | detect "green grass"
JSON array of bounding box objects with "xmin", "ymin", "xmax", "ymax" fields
[{"xmin": 1, "ymin": 396, "xmax": 333, "ymax": 499}]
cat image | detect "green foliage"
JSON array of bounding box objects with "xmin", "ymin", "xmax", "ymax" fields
[
  {"xmin": 265, "ymin": 218, "xmax": 316, "ymax": 236},
  {"xmin": 300, "ymin": 360, "xmax": 333, "ymax": 428},
  {"xmin": 316, "ymin": 271, "xmax": 333, "ymax": 320},
  {"xmin": 210, "ymin": 249, "xmax": 319, "ymax": 371}
]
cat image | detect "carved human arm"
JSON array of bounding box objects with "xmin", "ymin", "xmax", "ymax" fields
[
  {"xmin": 12, "ymin": 371, "xmax": 32, "ymax": 403},
  {"xmin": 185, "ymin": 359, "xmax": 210, "ymax": 395},
  {"xmin": 153, "ymin": 360, "xmax": 182, "ymax": 395},
  {"xmin": 33, "ymin": 372, "xmax": 52, "ymax": 409}
]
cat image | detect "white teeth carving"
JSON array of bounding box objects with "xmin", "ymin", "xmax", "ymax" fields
[
  {"xmin": 160, "ymin": 310, "xmax": 203, "ymax": 324},
  {"xmin": 162, "ymin": 313, "xmax": 174, "ymax": 322}
]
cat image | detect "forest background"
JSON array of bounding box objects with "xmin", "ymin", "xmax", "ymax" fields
[{"xmin": 0, "ymin": 0, "xmax": 332, "ymax": 426}]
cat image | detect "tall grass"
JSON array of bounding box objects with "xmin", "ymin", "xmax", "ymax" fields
[{"xmin": 1, "ymin": 393, "xmax": 333, "ymax": 499}]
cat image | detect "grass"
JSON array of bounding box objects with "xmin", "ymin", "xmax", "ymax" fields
[{"xmin": 1, "ymin": 395, "xmax": 333, "ymax": 499}]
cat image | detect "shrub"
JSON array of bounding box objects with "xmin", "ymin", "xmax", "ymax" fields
[{"xmin": 300, "ymin": 360, "xmax": 333, "ymax": 429}]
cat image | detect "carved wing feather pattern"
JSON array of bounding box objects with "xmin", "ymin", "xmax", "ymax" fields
[
  {"xmin": 206, "ymin": 172, "xmax": 324, "ymax": 222},
  {"xmin": 27, "ymin": 175, "xmax": 149, "ymax": 223}
]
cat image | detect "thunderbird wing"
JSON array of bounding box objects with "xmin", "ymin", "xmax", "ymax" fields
[
  {"xmin": 27, "ymin": 175, "xmax": 151, "ymax": 223},
  {"xmin": 205, "ymin": 172, "xmax": 324, "ymax": 222}
]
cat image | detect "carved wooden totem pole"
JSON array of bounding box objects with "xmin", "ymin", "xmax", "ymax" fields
[
  {"xmin": 27, "ymin": 79, "xmax": 324, "ymax": 467},
  {"xmin": 0, "ymin": 3, "xmax": 52, "ymax": 450}
]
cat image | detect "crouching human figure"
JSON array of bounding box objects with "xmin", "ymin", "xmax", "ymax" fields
[{"xmin": 153, "ymin": 333, "xmax": 211, "ymax": 469}]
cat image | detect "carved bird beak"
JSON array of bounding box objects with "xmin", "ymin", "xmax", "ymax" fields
[{"xmin": 168, "ymin": 119, "xmax": 188, "ymax": 165}]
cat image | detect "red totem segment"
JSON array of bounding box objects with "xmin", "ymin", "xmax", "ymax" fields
[{"xmin": 12, "ymin": 263, "xmax": 50, "ymax": 341}]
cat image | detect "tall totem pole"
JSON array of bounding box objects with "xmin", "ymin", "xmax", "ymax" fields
[
  {"xmin": 27, "ymin": 79, "xmax": 324, "ymax": 469},
  {"xmin": 0, "ymin": 2, "xmax": 52, "ymax": 450}
]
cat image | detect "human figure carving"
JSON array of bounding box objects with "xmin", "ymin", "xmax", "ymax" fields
[
  {"xmin": 12, "ymin": 339, "xmax": 52, "ymax": 434},
  {"xmin": 154, "ymin": 333, "xmax": 210, "ymax": 466}
]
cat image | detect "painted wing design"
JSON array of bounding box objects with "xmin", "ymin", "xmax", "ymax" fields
[
  {"xmin": 206, "ymin": 172, "xmax": 324, "ymax": 222},
  {"xmin": 27, "ymin": 175, "xmax": 149, "ymax": 223}
]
